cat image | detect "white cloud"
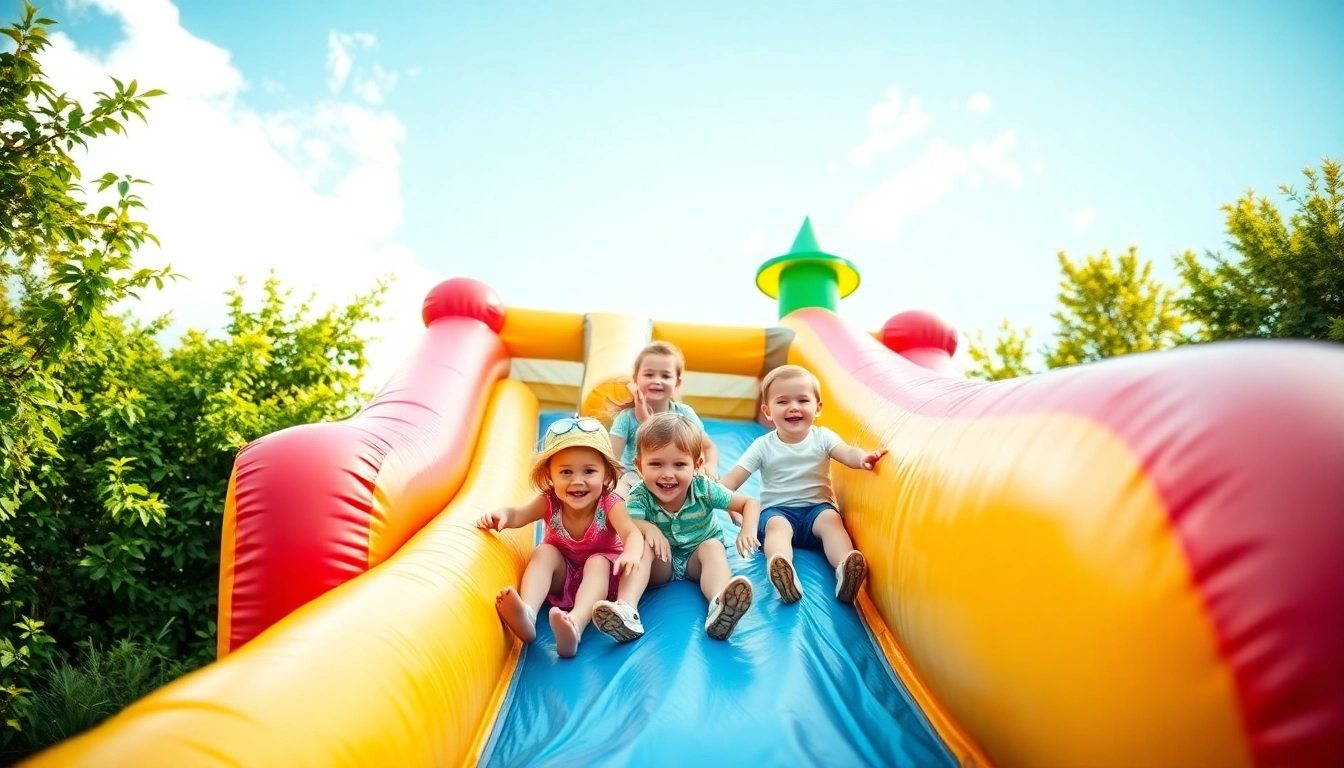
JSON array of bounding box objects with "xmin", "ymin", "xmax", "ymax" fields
[
  {"xmin": 43, "ymin": 0, "xmax": 433, "ymax": 390},
  {"xmin": 967, "ymin": 132, "xmax": 1022, "ymax": 187},
  {"xmin": 742, "ymin": 228, "xmax": 765, "ymax": 255},
  {"xmin": 326, "ymin": 31, "xmax": 375, "ymax": 94},
  {"xmin": 354, "ymin": 65, "xmax": 398, "ymax": 105},
  {"xmin": 1032, "ymin": 158, "xmax": 1045, "ymax": 173},
  {"xmin": 1073, "ymin": 208, "xmax": 1095, "ymax": 232},
  {"xmin": 843, "ymin": 131, "xmax": 1022, "ymax": 242},
  {"xmin": 966, "ymin": 92, "xmax": 992, "ymax": 114},
  {"xmin": 847, "ymin": 87, "xmax": 933, "ymax": 168}
]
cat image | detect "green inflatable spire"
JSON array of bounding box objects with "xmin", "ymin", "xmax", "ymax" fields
[{"xmin": 755, "ymin": 217, "xmax": 861, "ymax": 318}]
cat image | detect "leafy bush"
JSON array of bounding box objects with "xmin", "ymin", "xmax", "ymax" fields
[
  {"xmin": 0, "ymin": 622, "xmax": 200, "ymax": 762},
  {"xmin": 2, "ymin": 3, "xmax": 386, "ymax": 742}
]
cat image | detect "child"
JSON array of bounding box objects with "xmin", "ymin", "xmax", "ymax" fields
[
  {"xmin": 722, "ymin": 365, "xmax": 887, "ymax": 605},
  {"xmin": 591, "ymin": 411, "xmax": 757, "ymax": 642},
  {"xmin": 609, "ymin": 341, "xmax": 721, "ymax": 497},
  {"xmin": 476, "ymin": 416, "xmax": 645, "ymax": 659}
]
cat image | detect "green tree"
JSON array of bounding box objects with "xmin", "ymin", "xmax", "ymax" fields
[
  {"xmin": 1044, "ymin": 246, "xmax": 1186, "ymax": 368},
  {"xmin": 2, "ymin": 276, "xmax": 384, "ymax": 753},
  {"xmin": 966, "ymin": 247, "xmax": 1185, "ymax": 379},
  {"xmin": 965, "ymin": 320, "xmax": 1035, "ymax": 381},
  {"xmin": 1177, "ymin": 158, "xmax": 1344, "ymax": 342},
  {"xmin": 1, "ymin": 4, "xmax": 389, "ymax": 749},
  {"xmin": 2, "ymin": 3, "xmax": 168, "ymax": 731}
]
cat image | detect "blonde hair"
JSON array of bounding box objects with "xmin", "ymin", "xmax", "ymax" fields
[
  {"xmin": 530, "ymin": 446, "xmax": 621, "ymax": 497},
  {"xmin": 635, "ymin": 411, "xmax": 704, "ymax": 463},
  {"xmin": 608, "ymin": 341, "xmax": 689, "ymax": 416},
  {"xmin": 761, "ymin": 364, "xmax": 822, "ymax": 401}
]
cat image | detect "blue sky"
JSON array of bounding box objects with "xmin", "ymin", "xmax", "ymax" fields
[{"xmin": 14, "ymin": 0, "xmax": 1343, "ymax": 382}]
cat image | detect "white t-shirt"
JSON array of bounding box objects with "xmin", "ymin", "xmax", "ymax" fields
[{"xmin": 735, "ymin": 426, "xmax": 843, "ymax": 510}]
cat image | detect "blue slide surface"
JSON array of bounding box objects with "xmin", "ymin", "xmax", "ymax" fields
[{"xmin": 480, "ymin": 413, "xmax": 955, "ymax": 767}]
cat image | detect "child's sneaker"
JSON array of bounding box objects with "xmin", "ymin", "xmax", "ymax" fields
[
  {"xmin": 705, "ymin": 575, "xmax": 753, "ymax": 640},
  {"xmin": 835, "ymin": 550, "xmax": 868, "ymax": 604},
  {"xmin": 768, "ymin": 554, "xmax": 803, "ymax": 604},
  {"xmin": 592, "ymin": 599, "xmax": 644, "ymax": 643}
]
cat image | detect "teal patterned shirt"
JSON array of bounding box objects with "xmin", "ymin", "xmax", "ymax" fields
[{"xmin": 625, "ymin": 475, "xmax": 729, "ymax": 555}]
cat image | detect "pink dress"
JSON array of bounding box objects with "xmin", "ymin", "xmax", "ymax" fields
[{"xmin": 542, "ymin": 492, "xmax": 624, "ymax": 611}]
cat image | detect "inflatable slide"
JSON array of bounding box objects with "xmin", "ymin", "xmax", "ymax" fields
[{"xmin": 21, "ymin": 223, "xmax": 1344, "ymax": 767}]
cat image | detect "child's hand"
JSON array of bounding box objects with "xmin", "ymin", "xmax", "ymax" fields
[
  {"xmin": 861, "ymin": 449, "xmax": 888, "ymax": 471},
  {"xmin": 476, "ymin": 509, "xmax": 505, "ymax": 531},
  {"xmin": 645, "ymin": 528, "xmax": 671, "ymax": 562},
  {"xmin": 631, "ymin": 387, "xmax": 652, "ymax": 424},
  {"xmin": 735, "ymin": 528, "xmax": 759, "ymax": 559},
  {"xmin": 615, "ymin": 548, "xmax": 642, "ymax": 577}
]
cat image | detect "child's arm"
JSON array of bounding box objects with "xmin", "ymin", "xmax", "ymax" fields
[
  {"xmin": 626, "ymin": 492, "xmax": 671, "ymax": 562},
  {"xmin": 830, "ymin": 443, "xmax": 888, "ymax": 471},
  {"xmin": 677, "ymin": 406, "xmax": 720, "ymax": 480},
  {"xmin": 729, "ymin": 492, "xmax": 762, "ymax": 558},
  {"xmin": 701, "ymin": 433, "xmax": 721, "ymax": 481},
  {"xmin": 609, "ymin": 408, "xmax": 632, "ymax": 459},
  {"xmin": 720, "ymin": 465, "xmax": 752, "ymax": 491},
  {"xmin": 476, "ymin": 495, "xmax": 548, "ymax": 531},
  {"xmin": 605, "ymin": 500, "xmax": 646, "ymax": 576},
  {"xmin": 634, "ymin": 520, "xmax": 670, "ymax": 562}
]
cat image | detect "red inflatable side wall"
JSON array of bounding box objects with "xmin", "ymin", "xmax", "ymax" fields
[{"xmin": 217, "ymin": 279, "xmax": 508, "ymax": 656}]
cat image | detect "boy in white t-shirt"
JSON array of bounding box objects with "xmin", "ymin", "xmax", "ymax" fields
[{"xmin": 722, "ymin": 365, "xmax": 887, "ymax": 605}]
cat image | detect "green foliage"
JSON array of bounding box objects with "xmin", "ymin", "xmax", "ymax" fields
[
  {"xmin": 0, "ymin": 621, "xmax": 198, "ymax": 762},
  {"xmin": 1, "ymin": 3, "xmax": 386, "ymax": 745},
  {"xmin": 965, "ymin": 320, "xmax": 1035, "ymax": 381},
  {"xmin": 966, "ymin": 247, "xmax": 1185, "ymax": 378},
  {"xmin": 1177, "ymin": 158, "xmax": 1344, "ymax": 342},
  {"xmin": 1044, "ymin": 246, "xmax": 1187, "ymax": 368},
  {"xmin": 6, "ymin": 275, "xmax": 383, "ymax": 670},
  {"xmin": 1, "ymin": 3, "xmax": 169, "ymax": 734}
]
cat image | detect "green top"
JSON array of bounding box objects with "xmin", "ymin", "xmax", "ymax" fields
[
  {"xmin": 625, "ymin": 475, "xmax": 729, "ymax": 556},
  {"xmin": 756, "ymin": 217, "xmax": 860, "ymax": 317}
]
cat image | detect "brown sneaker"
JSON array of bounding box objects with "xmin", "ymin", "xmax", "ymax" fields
[
  {"xmin": 768, "ymin": 554, "xmax": 803, "ymax": 604},
  {"xmin": 592, "ymin": 600, "xmax": 644, "ymax": 643},
  {"xmin": 835, "ymin": 550, "xmax": 868, "ymax": 604},
  {"xmin": 705, "ymin": 576, "xmax": 753, "ymax": 640}
]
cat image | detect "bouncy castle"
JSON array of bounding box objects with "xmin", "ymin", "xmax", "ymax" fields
[{"xmin": 23, "ymin": 219, "xmax": 1344, "ymax": 767}]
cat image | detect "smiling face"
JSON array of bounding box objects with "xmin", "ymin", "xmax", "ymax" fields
[
  {"xmin": 635, "ymin": 353, "xmax": 681, "ymax": 408},
  {"xmin": 638, "ymin": 443, "xmax": 701, "ymax": 511},
  {"xmin": 762, "ymin": 374, "xmax": 822, "ymax": 443},
  {"xmin": 547, "ymin": 446, "xmax": 611, "ymax": 513}
]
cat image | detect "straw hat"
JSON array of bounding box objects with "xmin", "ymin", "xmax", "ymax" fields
[{"xmin": 529, "ymin": 417, "xmax": 622, "ymax": 491}]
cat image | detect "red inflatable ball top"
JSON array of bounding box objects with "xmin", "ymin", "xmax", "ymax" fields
[
  {"xmin": 421, "ymin": 277, "xmax": 505, "ymax": 332},
  {"xmin": 882, "ymin": 309, "xmax": 958, "ymax": 356}
]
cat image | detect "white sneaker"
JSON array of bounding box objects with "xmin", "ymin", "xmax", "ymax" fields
[
  {"xmin": 767, "ymin": 554, "xmax": 803, "ymax": 604},
  {"xmin": 705, "ymin": 576, "xmax": 753, "ymax": 640},
  {"xmin": 835, "ymin": 550, "xmax": 868, "ymax": 604},
  {"xmin": 592, "ymin": 599, "xmax": 644, "ymax": 643}
]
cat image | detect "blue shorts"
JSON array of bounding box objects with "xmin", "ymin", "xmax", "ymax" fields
[{"xmin": 757, "ymin": 503, "xmax": 836, "ymax": 551}]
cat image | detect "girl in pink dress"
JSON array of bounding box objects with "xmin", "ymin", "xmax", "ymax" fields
[{"xmin": 476, "ymin": 417, "xmax": 645, "ymax": 658}]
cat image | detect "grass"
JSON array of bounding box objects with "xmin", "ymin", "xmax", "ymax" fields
[{"xmin": 0, "ymin": 624, "xmax": 201, "ymax": 763}]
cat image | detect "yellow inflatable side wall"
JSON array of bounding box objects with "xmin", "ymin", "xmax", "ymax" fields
[
  {"xmin": 784, "ymin": 317, "xmax": 1249, "ymax": 768},
  {"xmin": 22, "ymin": 381, "xmax": 541, "ymax": 768}
]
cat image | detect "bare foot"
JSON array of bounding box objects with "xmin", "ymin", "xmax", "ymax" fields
[
  {"xmin": 550, "ymin": 607, "xmax": 580, "ymax": 659},
  {"xmin": 496, "ymin": 587, "xmax": 536, "ymax": 643}
]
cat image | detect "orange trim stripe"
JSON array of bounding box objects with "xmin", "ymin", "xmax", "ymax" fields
[
  {"xmin": 215, "ymin": 469, "xmax": 239, "ymax": 659},
  {"xmin": 856, "ymin": 593, "xmax": 990, "ymax": 767}
]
